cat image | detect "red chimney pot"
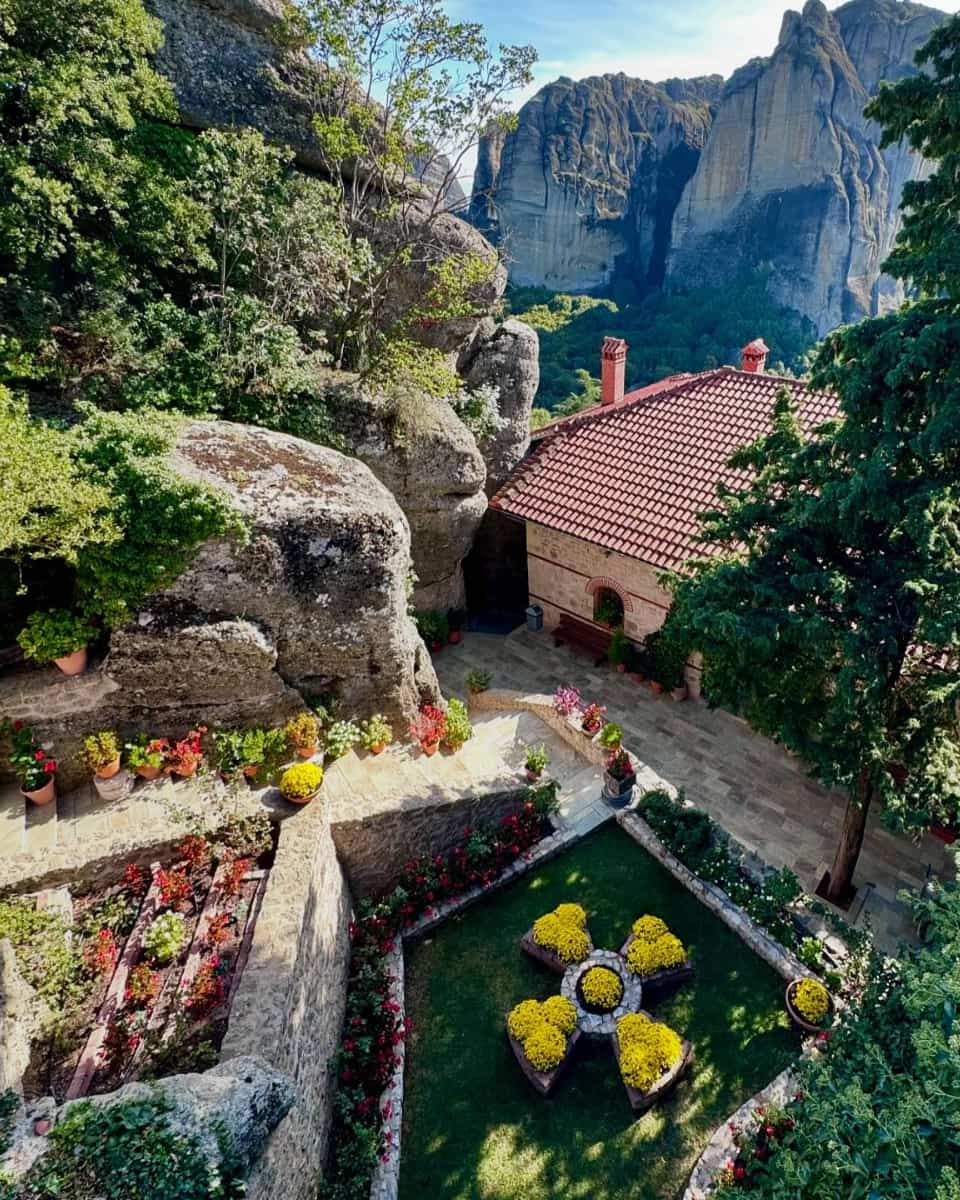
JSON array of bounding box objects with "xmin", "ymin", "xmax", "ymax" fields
[
  {"xmin": 600, "ymin": 337, "xmax": 628, "ymax": 405},
  {"xmin": 741, "ymin": 338, "xmax": 770, "ymax": 374}
]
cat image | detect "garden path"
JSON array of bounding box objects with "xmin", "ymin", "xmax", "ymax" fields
[{"xmin": 434, "ymin": 628, "xmax": 954, "ymax": 952}]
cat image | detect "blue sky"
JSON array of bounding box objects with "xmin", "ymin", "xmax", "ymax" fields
[{"xmin": 447, "ymin": 0, "xmax": 960, "ymax": 188}]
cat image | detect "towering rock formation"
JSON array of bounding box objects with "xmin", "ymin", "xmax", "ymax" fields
[
  {"xmin": 470, "ymin": 73, "xmax": 723, "ymax": 292},
  {"xmin": 472, "ymin": 0, "xmax": 945, "ymax": 334},
  {"xmin": 667, "ymin": 0, "xmax": 943, "ymax": 333}
]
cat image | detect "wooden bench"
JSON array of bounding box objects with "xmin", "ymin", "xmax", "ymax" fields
[{"xmin": 553, "ymin": 614, "xmax": 612, "ymax": 666}]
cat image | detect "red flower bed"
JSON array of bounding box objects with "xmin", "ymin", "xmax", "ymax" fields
[{"xmin": 713, "ymin": 1099, "xmax": 799, "ymax": 1192}]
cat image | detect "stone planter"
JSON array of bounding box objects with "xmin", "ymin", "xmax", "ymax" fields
[
  {"xmin": 93, "ymin": 769, "xmax": 134, "ymax": 803},
  {"xmin": 561, "ymin": 949, "xmax": 643, "ymax": 1040},
  {"xmin": 506, "ymin": 1023, "xmax": 580, "ymax": 1096},
  {"xmin": 519, "ymin": 930, "xmax": 592, "ymax": 976},
  {"xmin": 784, "ymin": 979, "xmax": 833, "ymax": 1036},
  {"xmin": 619, "ymin": 934, "xmax": 695, "ymax": 1004},
  {"xmin": 612, "ymin": 1026, "xmax": 693, "ymax": 1115},
  {"xmin": 602, "ymin": 770, "xmax": 634, "ymax": 808}
]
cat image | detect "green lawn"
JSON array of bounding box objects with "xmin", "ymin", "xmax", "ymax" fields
[{"xmin": 400, "ymin": 824, "xmax": 798, "ymax": 1200}]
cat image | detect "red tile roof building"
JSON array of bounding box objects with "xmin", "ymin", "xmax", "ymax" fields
[{"xmin": 491, "ymin": 344, "xmax": 838, "ymax": 693}]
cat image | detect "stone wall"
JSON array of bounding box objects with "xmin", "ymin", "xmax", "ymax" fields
[
  {"xmin": 330, "ymin": 787, "xmax": 527, "ymax": 898},
  {"xmin": 524, "ymin": 523, "xmax": 702, "ymax": 694},
  {"xmin": 220, "ymin": 799, "xmax": 352, "ymax": 1200}
]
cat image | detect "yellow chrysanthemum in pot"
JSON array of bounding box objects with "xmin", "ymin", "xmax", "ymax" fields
[
  {"xmin": 522, "ymin": 1021, "xmax": 566, "ymax": 1072},
  {"xmin": 541, "ymin": 995, "xmax": 577, "ymax": 1035},
  {"xmin": 580, "ymin": 966, "xmax": 623, "ymax": 1010},
  {"xmin": 507, "ymin": 999, "xmax": 543, "ymax": 1041}
]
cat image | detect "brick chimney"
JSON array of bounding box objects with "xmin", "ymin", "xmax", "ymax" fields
[
  {"xmin": 741, "ymin": 338, "xmax": 770, "ymax": 374},
  {"xmin": 601, "ymin": 337, "xmax": 628, "ymax": 405}
]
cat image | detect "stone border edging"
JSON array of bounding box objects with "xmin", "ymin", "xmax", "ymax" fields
[
  {"xmin": 367, "ymin": 821, "xmax": 583, "ymax": 1200},
  {"xmin": 618, "ymin": 812, "xmax": 808, "ymax": 982},
  {"xmin": 682, "ymin": 1068, "xmax": 797, "ymax": 1199}
]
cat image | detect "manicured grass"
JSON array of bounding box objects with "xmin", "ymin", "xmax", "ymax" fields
[{"xmin": 400, "ymin": 824, "xmax": 798, "ymax": 1200}]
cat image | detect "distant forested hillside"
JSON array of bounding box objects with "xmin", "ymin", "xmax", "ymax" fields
[{"xmin": 506, "ymin": 276, "xmax": 818, "ymax": 426}]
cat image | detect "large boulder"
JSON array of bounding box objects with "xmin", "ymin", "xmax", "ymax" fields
[{"xmin": 323, "ymin": 376, "xmax": 488, "ymax": 610}]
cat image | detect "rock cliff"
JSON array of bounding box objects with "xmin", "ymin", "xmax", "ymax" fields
[
  {"xmin": 473, "ymin": 0, "xmax": 944, "ymax": 334},
  {"xmin": 470, "ymin": 73, "xmax": 722, "ymax": 292}
]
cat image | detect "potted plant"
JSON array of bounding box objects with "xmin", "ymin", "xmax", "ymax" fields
[
  {"xmin": 285, "ymin": 713, "xmax": 321, "ymax": 759},
  {"xmin": 4, "ymin": 721, "xmax": 57, "ymax": 805},
  {"xmin": 465, "ymin": 668, "xmax": 493, "ymax": 695},
  {"xmin": 580, "ymin": 702, "xmax": 606, "ymax": 735},
  {"xmin": 279, "ymin": 761, "xmax": 324, "ymax": 805},
  {"xmin": 409, "ymin": 704, "xmax": 447, "ymax": 756},
  {"xmin": 598, "ymin": 722, "xmax": 623, "ymax": 751},
  {"xmin": 163, "ymin": 727, "xmax": 207, "ymax": 778},
  {"xmin": 443, "ymin": 698, "xmax": 472, "ymax": 751},
  {"xmin": 447, "ymin": 608, "xmax": 467, "ymax": 645},
  {"xmin": 607, "ymin": 626, "xmax": 629, "ymax": 673},
  {"xmin": 603, "ymin": 748, "xmax": 636, "ymax": 807},
  {"xmin": 324, "ymin": 719, "xmax": 361, "ymax": 761},
  {"xmin": 552, "ymin": 684, "xmax": 582, "ymax": 718},
  {"xmin": 649, "ymin": 627, "xmax": 689, "ymax": 700},
  {"xmin": 124, "ymin": 735, "xmax": 168, "ymax": 780},
  {"xmin": 359, "ymin": 714, "xmax": 393, "ymax": 755},
  {"xmin": 415, "ymin": 609, "xmax": 449, "ymax": 653},
  {"xmin": 17, "ymin": 609, "xmax": 96, "ymax": 676},
  {"xmin": 524, "ymin": 744, "xmax": 549, "ymax": 783},
  {"xmin": 79, "ymin": 731, "xmax": 121, "ymax": 779},
  {"xmin": 212, "ymin": 727, "xmax": 287, "ymax": 782},
  {"xmin": 785, "ymin": 976, "xmax": 833, "ymax": 1035}
]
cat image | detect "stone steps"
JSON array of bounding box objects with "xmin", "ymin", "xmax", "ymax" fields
[{"xmin": 0, "ymin": 778, "xmax": 63, "ymax": 861}]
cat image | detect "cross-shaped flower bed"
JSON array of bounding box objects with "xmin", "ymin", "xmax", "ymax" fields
[{"xmin": 507, "ymin": 903, "xmax": 694, "ymax": 1113}]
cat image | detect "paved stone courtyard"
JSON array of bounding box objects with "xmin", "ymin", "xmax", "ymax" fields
[{"xmin": 435, "ymin": 628, "xmax": 955, "ymax": 951}]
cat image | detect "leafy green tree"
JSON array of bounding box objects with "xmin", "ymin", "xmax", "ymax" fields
[{"xmin": 665, "ymin": 16, "xmax": 960, "ymax": 904}]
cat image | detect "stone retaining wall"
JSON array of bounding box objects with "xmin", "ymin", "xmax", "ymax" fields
[
  {"xmin": 221, "ymin": 799, "xmax": 352, "ymax": 1200},
  {"xmin": 330, "ymin": 786, "xmax": 528, "ymax": 898},
  {"xmin": 682, "ymin": 1068, "xmax": 797, "ymax": 1199}
]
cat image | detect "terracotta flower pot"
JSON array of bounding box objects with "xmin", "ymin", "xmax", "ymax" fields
[
  {"xmin": 296, "ymin": 744, "xmax": 318, "ymax": 759},
  {"xmin": 95, "ymin": 757, "xmax": 121, "ymax": 780},
  {"xmin": 22, "ymin": 778, "xmax": 56, "ymax": 806},
  {"xmin": 242, "ymin": 764, "xmax": 259, "ymax": 779},
  {"xmin": 174, "ymin": 762, "xmax": 198, "ymax": 779},
  {"xmin": 448, "ymin": 630, "xmax": 462, "ymax": 645},
  {"xmin": 649, "ymin": 681, "xmax": 663, "ymax": 696},
  {"xmin": 370, "ymin": 743, "xmax": 386, "ymax": 755},
  {"xmin": 525, "ymin": 768, "xmax": 542, "ymax": 784},
  {"xmin": 286, "ymin": 789, "xmax": 319, "ymax": 806},
  {"xmin": 53, "ymin": 646, "xmax": 87, "ymax": 676},
  {"xmin": 785, "ymin": 979, "xmax": 833, "ymax": 1035},
  {"xmin": 136, "ymin": 765, "xmax": 162, "ymax": 781},
  {"xmin": 421, "ymin": 740, "xmax": 439, "ymax": 757}
]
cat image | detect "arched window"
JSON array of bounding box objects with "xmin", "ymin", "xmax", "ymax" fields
[{"xmin": 594, "ymin": 586, "xmax": 624, "ymax": 628}]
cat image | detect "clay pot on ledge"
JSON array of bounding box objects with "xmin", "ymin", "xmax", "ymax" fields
[
  {"xmin": 22, "ymin": 777, "xmax": 56, "ymax": 806},
  {"xmin": 242, "ymin": 764, "xmax": 259, "ymax": 780},
  {"xmin": 525, "ymin": 768, "xmax": 542, "ymax": 784},
  {"xmin": 421, "ymin": 740, "xmax": 439, "ymax": 757},
  {"xmin": 430, "ymin": 642, "xmax": 444, "ymax": 654},
  {"xmin": 95, "ymin": 757, "xmax": 122, "ymax": 780},
  {"xmin": 649, "ymin": 681, "xmax": 663, "ymax": 696},
  {"xmin": 784, "ymin": 978, "xmax": 834, "ymax": 1036},
  {"xmin": 448, "ymin": 630, "xmax": 462, "ymax": 645},
  {"xmin": 173, "ymin": 762, "xmax": 198, "ymax": 779},
  {"xmin": 53, "ymin": 646, "xmax": 88, "ymax": 676},
  {"xmin": 296, "ymin": 744, "xmax": 318, "ymax": 759},
  {"xmin": 136, "ymin": 765, "xmax": 162, "ymax": 781},
  {"xmin": 369, "ymin": 743, "xmax": 387, "ymax": 756}
]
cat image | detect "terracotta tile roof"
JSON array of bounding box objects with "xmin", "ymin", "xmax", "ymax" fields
[{"xmin": 492, "ymin": 367, "xmax": 839, "ymax": 572}]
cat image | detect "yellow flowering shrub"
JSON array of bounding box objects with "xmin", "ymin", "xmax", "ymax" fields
[
  {"xmin": 507, "ymin": 999, "xmax": 543, "ymax": 1041},
  {"xmin": 541, "ymin": 995, "xmax": 576, "ymax": 1035},
  {"xmin": 632, "ymin": 914, "xmax": 669, "ymax": 943},
  {"xmin": 532, "ymin": 912, "xmax": 563, "ymax": 949},
  {"xmin": 554, "ymin": 903, "xmax": 587, "ymax": 929},
  {"xmin": 616, "ymin": 1015, "xmax": 683, "ymax": 1092},
  {"xmin": 793, "ymin": 977, "xmax": 830, "ymax": 1024},
  {"xmin": 531, "ymin": 905, "xmax": 590, "ymax": 962},
  {"xmin": 626, "ymin": 932, "xmax": 686, "ymax": 977},
  {"xmin": 580, "ymin": 966, "xmax": 623, "ymax": 1010},
  {"xmin": 522, "ymin": 1021, "xmax": 566, "ymax": 1071},
  {"xmin": 553, "ymin": 923, "xmax": 590, "ymax": 964}
]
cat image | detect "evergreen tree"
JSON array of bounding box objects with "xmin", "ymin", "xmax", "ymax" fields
[{"xmin": 666, "ymin": 16, "xmax": 960, "ymax": 904}]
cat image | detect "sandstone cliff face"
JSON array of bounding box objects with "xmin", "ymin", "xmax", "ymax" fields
[
  {"xmin": 471, "ymin": 73, "xmax": 722, "ymax": 292},
  {"xmin": 666, "ymin": 0, "xmax": 942, "ymax": 333}
]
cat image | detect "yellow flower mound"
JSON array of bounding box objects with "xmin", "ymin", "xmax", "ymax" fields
[
  {"xmin": 793, "ymin": 977, "xmax": 830, "ymax": 1024},
  {"xmin": 507, "ymin": 999, "xmax": 543, "ymax": 1041},
  {"xmin": 554, "ymin": 903, "xmax": 587, "ymax": 929},
  {"xmin": 541, "ymin": 995, "xmax": 577, "ymax": 1036},
  {"xmin": 626, "ymin": 932, "xmax": 686, "ymax": 977},
  {"xmin": 522, "ymin": 1021, "xmax": 566, "ymax": 1072},
  {"xmin": 617, "ymin": 1015, "xmax": 683, "ymax": 1092},
  {"xmin": 632, "ymin": 914, "xmax": 669, "ymax": 943},
  {"xmin": 531, "ymin": 905, "xmax": 590, "ymax": 963},
  {"xmin": 580, "ymin": 966, "xmax": 623, "ymax": 1011}
]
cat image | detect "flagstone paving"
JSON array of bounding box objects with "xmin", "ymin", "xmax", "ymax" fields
[{"xmin": 433, "ymin": 627, "xmax": 955, "ymax": 952}]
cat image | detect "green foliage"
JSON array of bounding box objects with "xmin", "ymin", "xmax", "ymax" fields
[
  {"xmin": 646, "ymin": 625, "xmax": 688, "ymax": 690},
  {"xmin": 212, "ymin": 810, "xmax": 273, "ymax": 860},
  {"xmin": 507, "ymin": 276, "xmax": 816, "ymax": 415},
  {"xmin": 0, "ymin": 898, "xmax": 88, "ymax": 1011},
  {"xmin": 465, "ymin": 668, "xmax": 492, "ymax": 692},
  {"xmin": 606, "ymin": 626, "xmax": 628, "ymax": 668},
  {"xmin": 598, "ymin": 722, "xmax": 623, "ymax": 749},
  {"xmin": 443, "ymin": 698, "xmax": 473, "ymax": 750},
  {"xmin": 594, "ymin": 591, "xmax": 624, "ymax": 627},
  {"xmin": 746, "ymin": 881, "xmax": 960, "ymax": 1199},
  {"xmin": 359, "ymin": 714, "xmax": 393, "ymax": 751},
  {"xmin": 415, "ymin": 609, "xmax": 449, "ymax": 645},
  {"xmin": 524, "ymin": 743, "xmax": 549, "ymax": 774},
  {"xmin": 79, "ymin": 731, "xmax": 121, "ymax": 772},
  {"xmin": 141, "ymin": 912, "xmax": 187, "ymax": 964},
  {"xmin": 17, "ymin": 609, "xmax": 96, "ymax": 663},
  {"xmin": 16, "ymin": 1092, "xmax": 241, "ymax": 1199},
  {"xmin": 324, "ymin": 720, "xmax": 361, "ymax": 760},
  {"xmin": 211, "ymin": 727, "xmax": 288, "ymax": 782},
  {"xmin": 0, "ymin": 1090, "xmax": 20, "ymax": 1157}
]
